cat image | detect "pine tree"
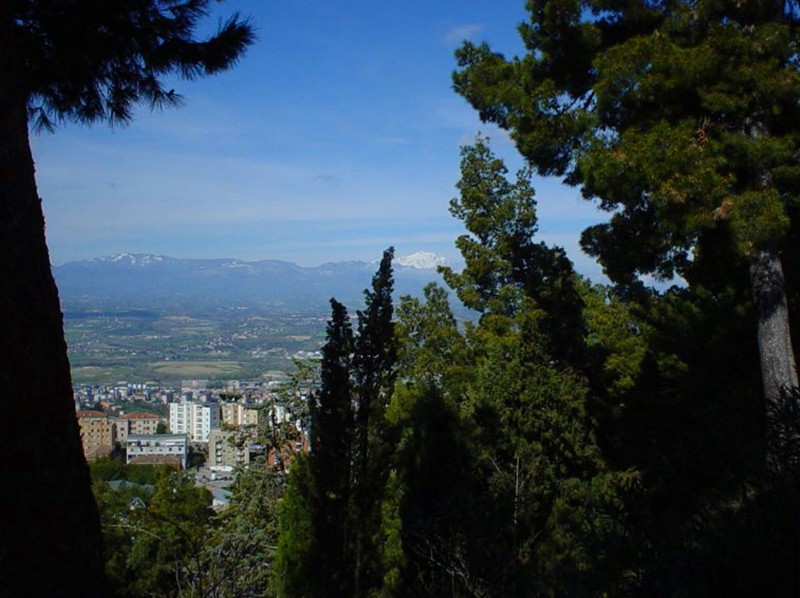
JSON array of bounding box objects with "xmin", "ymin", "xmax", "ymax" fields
[
  {"xmin": 453, "ymin": 5, "xmax": 800, "ymax": 585},
  {"xmin": 453, "ymin": 0, "xmax": 800, "ymax": 418},
  {"xmin": 440, "ymin": 136, "xmax": 586, "ymax": 370},
  {"xmin": 1, "ymin": 3, "xmax": 253, "ymax": 593}
]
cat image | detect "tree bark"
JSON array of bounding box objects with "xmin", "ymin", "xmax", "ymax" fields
[
  {"xmin": 750, "ymin": 248, "xmax": 799, "ymax": 407},
  {"xmin": 0, "ymin": 9, "xmax": 105, "ymax": 595}
]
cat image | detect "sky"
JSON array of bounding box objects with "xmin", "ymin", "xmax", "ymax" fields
[{"xmin": 31, "ymin": 0, "xmax": 608, "ymax": 280}]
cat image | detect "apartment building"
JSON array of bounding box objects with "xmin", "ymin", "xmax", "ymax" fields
[
  {"xmin": 126, "ymin": 434, "xmax": 188, "ymax": 469},
  {"xmin": 76, "ymin": 410, "xmax": 115, "ymax": 461},
  {"xmin": 169, "ymin": 401, "xmax": 220, "ymax": 442},
  {"xmin": 116, "ymin": 412, "xmax": 160, "ymax": 443},
  {"xmin": 208, "ymin": 427, "xmax": 256, "ymax": 469},
  {"xmin": 221, "ymin": 402, "xmax": 259, "ymax": 428}
]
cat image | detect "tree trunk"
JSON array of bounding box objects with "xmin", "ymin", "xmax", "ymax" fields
[
  {"xmin": 750, "ymin": 248, "xmax": 799, "ymax": 408},
  {"xmin": 0, "ymin": 10, "xmax": 105, "ymax": 595}
]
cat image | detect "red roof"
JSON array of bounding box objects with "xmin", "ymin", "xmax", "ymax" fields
[{"xmin": 118, "ymin": 412, "xmax": 160, "ymax": 420}]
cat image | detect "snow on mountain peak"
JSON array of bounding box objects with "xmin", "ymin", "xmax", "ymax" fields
[
  {"xmin": 100, "ymin": 253, "xmax": 165, "ymax": 266},
  {"xmin": 396, "ymin": 251, "xmax": 446, "ymax": 270}
]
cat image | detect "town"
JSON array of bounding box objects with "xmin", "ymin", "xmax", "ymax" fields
[{"xmin": 75, "ymin": 377, "xmax": 312, "ymax": 509}]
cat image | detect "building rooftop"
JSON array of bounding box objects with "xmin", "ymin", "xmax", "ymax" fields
[
  {"xmin": 127, "ymin": 433, "xmax": 187, "ymax": 442},
  {"xmin": 76, "ymin": 410, "xmax": 108, "ymax": 418},
  {"xmin": 118, "ymin": 412, "xmax": 160, "ymax": 420}
]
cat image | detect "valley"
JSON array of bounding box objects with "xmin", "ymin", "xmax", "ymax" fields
[{"xmin": 64, "ymin": 306, "xmax": 327, "ymax": 384}]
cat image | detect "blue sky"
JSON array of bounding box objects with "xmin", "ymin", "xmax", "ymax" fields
[{"xmin": 31, "ymin": 0, "xmax": 607, "ymax": 280}]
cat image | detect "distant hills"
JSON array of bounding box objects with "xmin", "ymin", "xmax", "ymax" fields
[{"xmin": 54, "ymin": 252, "xmax": 454, "ymax": 313}]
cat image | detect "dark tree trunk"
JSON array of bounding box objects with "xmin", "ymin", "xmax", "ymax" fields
[
  {"xmin": 750, "ymin": 248, "xmax": 799, "ymax": 408},
  {"xmin": 0, "ymin": 9, "xmax": 105, "ymax": 595}
]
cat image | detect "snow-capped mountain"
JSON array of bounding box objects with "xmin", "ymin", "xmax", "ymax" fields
[
  {"xmin": 396, "ymin": 251, "xmax": 446, "ymax": 270},
  {"xmin": 97, "ymin": 253, "xmax": 169, "ymax": 266},
  {"xmin": 54, "ymin": 253, "xmax": 450, "ymax": 311}
]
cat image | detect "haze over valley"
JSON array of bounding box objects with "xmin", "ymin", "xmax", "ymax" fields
[{"xmin": 57, "ymin": 251, "xmax": 449, "ymax": 384}]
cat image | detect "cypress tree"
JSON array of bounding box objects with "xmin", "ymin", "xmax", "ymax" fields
[
  {"xmin": 352, "ymin": 247, "xmax": 398, "ymax": 595},
  {"xmin": 309, "ymin": 299, "xmax": 355, "ymax": 596},
  {"xmin": 278, "ymin": 254, "xmax": 398, "ymax": 597}
]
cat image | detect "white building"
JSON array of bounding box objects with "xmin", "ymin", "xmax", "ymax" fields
[
  {"xmin": 169, "ymin": 401, "xmax": 220, "ymax": 443},
  {"xmin": 126, "ymin": 434, "xmax": 188, "ymax": 469}
]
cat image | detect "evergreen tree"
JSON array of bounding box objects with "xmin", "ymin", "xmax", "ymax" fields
[
  {"xmin": 454, "ymin": 4, "xmax": 800, "ymax": 588},
  {"xmin": 352, "ymin": 247, "xmax": 398, "ymax": 595},
  {"xmin": 440, "ymin": 137, "xmax": 587, "ymax": 371},
  {"xmin": 309, "ymin": 299, "xmax": 355, "ymax": 596},
  {"xmin": 1, "ymin": 3, "xmax": 253, "ymax": 592},
  {"xmin": 274, "ymin": 454, "xmax": 317, "ymax": 597},
  {"xmin": 453, "ymin": 0, "xmax": 800, "ymax": 417},
  {"xmin": 382, "ymin": 140, "xmax": 631, "ymax": 594},
  {"xmin": 277, "ymin": 255, "xmax": 398, "ymax": 597},
  {"xmin": 203, "ymin": 467, "xmax": 285, "ymax": 597},
  {"xmin": 273, "ymin": 350, "xmax": 342, "ymax": 597},
  {"xmin": 382, "ymin": 284, "xmax": 480, "ymax": 595}
]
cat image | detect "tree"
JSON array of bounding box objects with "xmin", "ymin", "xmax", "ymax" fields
[
  {"xmin": 437, "ymin": 139, "xmax": 630, "ymax": 594},
  {"xmin": 95, "ymin": 469, "xmax": 214, "ymax": 597},
  {"xmin": 453, "ymin": 0, "xmax": 800, "ymax": 418},
  {"xmin": 0, "ymin": 3, "xmax": 253, "ymax": 593},
  {"xmin": 351, "ymin": 247, "xmax": 398, "ymax": 595},
  {"xmin": 440, "ymin": 137, "xmax": 587, "ymax": 371},
  {"xmin": 261, "ymin": 359, "xmax": 315, "ymax": 475},
  {"xmin": 204, "ymin": 467, "xmax": 285, "ymax": 597},
  {"xmin": 276, "ymin": 251, "xmax": 398, "ymax": 597},
  {"xmin": 381, "ymin": 284, "xmax": 481, "ymax": 595},
  {"xmin": 308, "ymin": 299, "xmax": 355, "ymax": 596}
]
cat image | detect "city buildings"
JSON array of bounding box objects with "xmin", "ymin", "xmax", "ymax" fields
[
  {"xmin": 169, "ymin": 401, "xmax": 221, "ymax": 442},
  {"xmin": 76, "ymin": 410, "xmax": 115, "ymax": 461},
  {"xmin": 116, "ymin": 412, "xmax": 160, "ymax": 443},
  {"xmin": 221, "ymin": 402, "xmax": 259, "ymax": 427},
  {"xmin": 208, "ymin": 427, "xmax": 256, "ymax": 469},
  {"xmin": 126, "ymin": 434, "xmax": 188, "ymax": 469}
]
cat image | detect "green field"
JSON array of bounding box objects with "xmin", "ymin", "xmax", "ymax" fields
[
  {"xmin": 65, "ymin": 307, "xmax": 326, "ymax": 384},
  {"xmin": 150, "ymin": 360, "xmax": 243, "ymax": 377}
]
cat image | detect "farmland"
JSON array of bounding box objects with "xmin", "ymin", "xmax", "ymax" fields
[{"xmin": 64, "ymin": 307, "xmax": 326, "ymax": 384}]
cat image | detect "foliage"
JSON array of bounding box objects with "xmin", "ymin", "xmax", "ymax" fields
[
  {"xmin": 202, "ymin": 466, "xmax": 285, "ymax": 597},
  {"xmin": 452, "ymin": 7, "xmax": 800, "ymax": 590},
  {"xmin": 247, "ymin": 358, "xmax": 316, "ymax": 477},
  {"xmin": 454, "ymin": 1, "xmax": 800, "ymax": 277},
  {"xmin": 383, "ymin": 302, "xmax": 480, "ymax": 594},
  {"xmin": 309, "ymin": 299, "xmax": 356, "ymax": 594},
  {"xmin": 17, "ymin": 0, "xmax": 254, "ymax": 130},
  {"xmin": 96, "ymin": 469, "xmax": 214, "ymax": 596},
  {"xmin": 351, "ymin": 247, "xmax": 399, "ymax": 595},
  {"xmin": 276, "ymin": 250, "xmax": 399, "ymax": 597},
  {"xmin": 373, "ymin": 140, "xmax": 633, "ymax": 595},
  {"xmin": 440, "ymin": 137, "xmax": 586, "ymax": 370},
  {"xmin": 90, "ymin": 457, "xmax": 175, "ymax": 486},
  {"xmin": 274, "ymin": 454, "xmax": 317, "ymax": 596},
  {"xmin": 453, "ymin": 0, "xmax": 800, "ymax": 407}
]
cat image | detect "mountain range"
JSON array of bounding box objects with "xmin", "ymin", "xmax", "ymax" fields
[{"xmin": 54, "ymin": 252, "xmax": 453, "ymax": 313}]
